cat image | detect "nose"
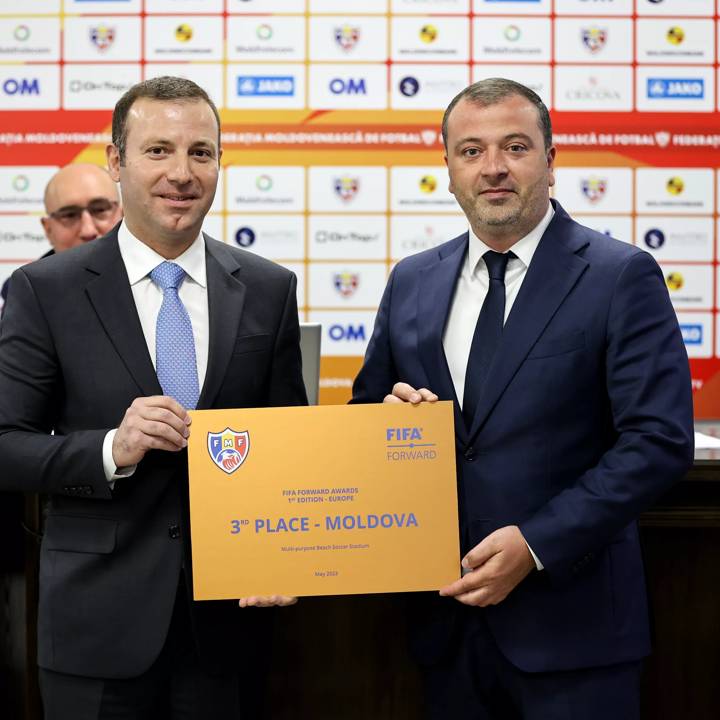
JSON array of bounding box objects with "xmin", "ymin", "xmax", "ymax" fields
[
  {"xmin": 78, "ymin": 209, "xmax": 99, "ymax": 241},
  {"xmin": 480, "ymin": 147, "xmax": 509, "ymax": 180},
  {"xmin": 166, "ymin": 154, "xmax": 192, "ymax": 184}
]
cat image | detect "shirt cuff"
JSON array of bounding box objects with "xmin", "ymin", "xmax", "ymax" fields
[
  {"xmin": 103, "ymin": 429, "xmax": 137, "ymax": 485},
  {"xmin": 526, "ymin": 541, "xmax": 544, "ymax": 571}
]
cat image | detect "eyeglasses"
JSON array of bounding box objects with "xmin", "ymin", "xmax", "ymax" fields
[{"xmin": 48, "ymin": 199, "xmax": 119, "ymax": 227}]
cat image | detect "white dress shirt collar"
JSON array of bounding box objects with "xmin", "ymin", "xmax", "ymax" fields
[
  {"xmin": 117, "ymin": 222, "xmax": 207, "ymax": 288},
  {"xmin": 467, "ymin": 202, "xmax": 555, "ymax": 275}
]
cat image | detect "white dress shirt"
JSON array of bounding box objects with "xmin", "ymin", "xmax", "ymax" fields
[
  {"xmin": 443, "ymin": 203, "xmax": 554, "ymax": 406},
  {"xmin": 442, "ymin": 203, "xmax": 554, "ymax": 571},
  {"xmin": 102, "ymin": 222, "xmax": 210, "ymax": 480}
]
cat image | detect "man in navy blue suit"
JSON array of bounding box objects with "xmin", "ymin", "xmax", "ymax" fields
[{"xmin": 352, "ymin": 78, "xmax": 694, "ymax": 718}]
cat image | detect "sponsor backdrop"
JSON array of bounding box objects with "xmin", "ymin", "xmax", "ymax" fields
[{"xmin": 1, "ymin": 0, "xmax": 720, "ymax": 414}]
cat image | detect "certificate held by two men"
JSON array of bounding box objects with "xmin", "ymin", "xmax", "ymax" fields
[{"xmin": 187, "ymin": 401, "xmax": 460, "ymax": 599}]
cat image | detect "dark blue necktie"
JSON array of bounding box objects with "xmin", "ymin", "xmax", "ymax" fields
[
  {"xmin": 150, "ymin": 261, "xmax": 200, "ymax": 410},
  {"xmin": 462, "ymin": 250, "xmax": 513, "ymax": 427}
]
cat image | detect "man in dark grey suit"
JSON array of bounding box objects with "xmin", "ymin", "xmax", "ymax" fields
[{"xmin": 0, "ymin": 76, "xmax": 306, "ymax": 719}]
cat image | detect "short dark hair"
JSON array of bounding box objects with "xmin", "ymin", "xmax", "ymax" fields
[
  {"xmin": 441, "ymin": 78, "xmax": 553, "ymax": 151},
  {"xmin": 112, "ymin": 76, "xmax": 221, "ymax": 162}
]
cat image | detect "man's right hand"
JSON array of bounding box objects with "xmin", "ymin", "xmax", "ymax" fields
[
  {"xmin": 112, "ymin": 396, "xmax": 191, "ymax": 468},
  {"xmin": 383, "ymin": 382, "xmax": 438, "ymax": 405}
]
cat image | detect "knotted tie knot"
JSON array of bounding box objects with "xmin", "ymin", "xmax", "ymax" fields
[
  {"xmin": 150, "ymin": 261, "xmax": 186, "ymax": 291},
  {"xmin": 482, "ymin": 250, "xmax": 512, "ymax": 282}
]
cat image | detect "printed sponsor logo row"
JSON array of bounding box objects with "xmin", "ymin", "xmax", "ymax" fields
[
  {"xmin": 3, "ymin": 0, "xmax": 719, "ymax": 19},
  {"xmin": 3, "ymin": 16, "xmax": 719, "ymax": 65},
  {"xmin": 4, "ymin": 165, "xmax": 720, "ymax": 217},
  {"xmin": 2, "ymin": 64, "xmax": 720, "ymax": 111}
]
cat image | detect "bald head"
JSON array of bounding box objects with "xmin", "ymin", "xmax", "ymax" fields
[{"xmin": 41, "ymin": 164, "xmax": 122, "ymax": 252}]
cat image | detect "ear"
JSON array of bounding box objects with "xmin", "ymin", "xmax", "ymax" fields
[
  {"xmin": 106, "ymin": 143, "xmax": 121, "ymax": 182},
  {"xmin": 40, "ymin": 216, "xmax": 51, "ymax": 240},
  {"xmin": 546, "ymin": 145, "xmax": 557, "ymax": 188}
]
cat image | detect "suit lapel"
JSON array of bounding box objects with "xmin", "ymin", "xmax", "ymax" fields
[
  {"xmin": 417, "ymin": 234, "xmax": 468, "ymax": 444},
  {"xmin": 84, "ymin": 230, "xmax": 162, "ymax": 398},
  {"xmin": 467, "ymin": 205, "xmax": 590, "ymax": 441},
  {"xmin": 197, "ymin": 237, "xmax": 246, "ymax": 409}
]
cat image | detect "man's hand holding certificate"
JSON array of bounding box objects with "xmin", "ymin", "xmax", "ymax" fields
[{"xmin": 188, "ymin": 402, "xmax": 459, "ymax": 599}]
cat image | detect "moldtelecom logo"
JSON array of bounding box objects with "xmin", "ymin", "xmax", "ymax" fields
[
  {"xmin": 14, "ymin": 25, "xmax": 30, "ymax": 42},
  {"xmin": 237, "ymin": 76, "xmax": 295, "ymax": 96},
  {"xmin": 256, "ymin": 174, "xmax": 273, "ymax": 191},
  {"xmin": 647, "ymin": 78, "xmax": 704, "ymax": 99},
  {"xmin": 90, "ymin": 25, "xmax": 115, "ymax": 52},
  {"xmin": 256, "ymin": 23, "xmax": 272, "ymax": 40},
  {"xmin": 235, "ymin": 227, "xmax": 256, "ymax": 247},
  {"xmin": 12, "ymin": 175, "xmax": 30, "ymax": 192},
  {"xmin": 665, "ymin": 272, "xmax": 683, "ymax": 291},
  {"xmin": 666, "ymin": 176, "xmax": 684, "ymax": 195},
  {"xmin": 504, "ymin": 25, "xmax": 521, "ymax": 42},
  {"xmin": 335, "ymin": 25, "xmax": 359, "ymax": 51},
  {"xmin": 2, "ymin": 78, "xmax": 39, "ymax": 95},
  {"xmin": 329, "ymin": 77, "xmax": 366, "ymax": 95},
  {"xmin": 581, "ymin": 177, "xmax": 607, "ymax": 204},
  {"xmin": 419, "ymin": 175, "xmax": 437, "ymax": 193},
  {"xmin": 399, "ymin": 76, "xmax": 420, "ymax": 97},
  {"xmin": 644, "ymin": 228, "xmax": 665, "ymax": 249},
  {"xmin": 334, "ymin": 272, "xmax": 359, "ymax": 297},
  {"xmin": 420, "ymin": 25, "xmax": 438, "ymax": 43},
  {"xmin": 334, "ymin": 176, "xmax": 359, "ymax": 202},
  {"xmin": 175, "ymin": 24, "xmax": 193, "ymax": 42},
  {"xmin": 582, "ymin": 27, "xmax": 607, "ymax": 54},
  {"xmin": 680, "ymin": 324, "xmax": 703, "ymax": 345},
  {"xmin": 666, "ymin": 26, "xmax": 684, "ymax": 45}
]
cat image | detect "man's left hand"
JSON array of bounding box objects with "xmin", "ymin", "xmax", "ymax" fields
[{"xmin": 439, "ymin": 526, "xmax": 535, "ymax": 607}]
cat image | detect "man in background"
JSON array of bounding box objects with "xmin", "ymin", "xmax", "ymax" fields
[
  {"xmin": 1, "ymin": 163, "xmax": 122, "ymax": 315},
  {"xmin": 352, "ymin": 78, "xmax": 694, "ymax": 719}
]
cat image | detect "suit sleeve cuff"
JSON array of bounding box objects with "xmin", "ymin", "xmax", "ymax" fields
[{"xmin": 102, "ymin": 430, "xmax": 136, "ymax": 486}]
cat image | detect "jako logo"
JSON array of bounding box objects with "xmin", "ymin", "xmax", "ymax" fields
[
  {"xmin": 680, "ymin": 324, "xmax": 702, "ymax": 345},
  {"xmin": 328, "ymin": 324, "xmax": 366, "ymax": 341},
  {"xmin": 237, "ymin": 76, "xmax": 294, "ymax": 96},
  {"xmin": 387, "ymin": 427, "xmax": 422, "ymax": 442},
  {"xmin": 329, "ymin": 78, "xmax": 366, "ymax": 95},
  {"xmin": 647, "ymin": 78, "xmax": 704, "ymax": 99},
  {"xmin": 3, "ymin": 78, "xmax": 39, "ymax": 95}
]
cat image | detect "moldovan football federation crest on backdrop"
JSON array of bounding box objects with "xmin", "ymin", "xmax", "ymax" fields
[
  {"xmin": 90, "ymin": 25, "xmax": 115, "ymax": 52},
  {"xmin": 581, "ymin": 177, "xmax": 607, "ymax": 204},
  {"xmin": 335, "ymin": 25, "xmax": 359, "ymax": 51},
  {"xmin": 582, "ymin": 27, "xmax": 607, "ymax": 54},
  {"xmin": 208, "ymin": 429, "xmax": 250, "ymax": 474}
]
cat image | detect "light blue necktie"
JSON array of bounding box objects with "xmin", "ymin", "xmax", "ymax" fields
[{"xmin": 149, "ymin": 261, "xmax": 200, "ymax": 410}]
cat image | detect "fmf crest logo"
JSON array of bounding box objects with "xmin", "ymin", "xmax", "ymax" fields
[
  {"xmin": 582, "ymin": 27, "xmax": 607, "ymax": 54},
  {"xmin": 334, "ymin": 272, "xmax": 359, "ymax": 297},
  {"xmin": 90, "ymin": 25, "xmax": 115, "ymax": 51},
  {"xmin": 335, "ymin": 25, "xmax": 360, "ymax": 51},
  {"xmin": 208, "ymin": 429, "xmax": 249, "ymax": 474},
  {"xmin": 581, "ymin": 177, "xmax": 606, "ymax": 204},
  {"xmin": 334, "ymin": 176, "xmax": 359, "ymax": 202}
]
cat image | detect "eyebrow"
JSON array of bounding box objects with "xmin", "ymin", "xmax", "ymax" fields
[{"xmin": 455, "ymin": 132, "xmax": 535, "ymax": 148}]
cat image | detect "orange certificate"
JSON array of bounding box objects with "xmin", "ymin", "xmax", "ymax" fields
[{"xmin": 187, "ymin": 401, "xmax": 459, "ymax": 599}]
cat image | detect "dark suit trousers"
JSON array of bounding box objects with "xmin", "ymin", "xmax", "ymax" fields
[
  {"xmin": 39, "ymin": 576, "xmax": 263, "ymax": 720},
  {"xmin": 421, "ymin": 606, "xmax": 641, "ymax": 720}
]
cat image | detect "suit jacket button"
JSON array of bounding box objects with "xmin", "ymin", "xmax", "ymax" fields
[
  {"xmin": 464, "ymin": 447, "xmax": 476, "ymax": 461},
  {"xmin": 168, "ymin": 524, "xmax": 181, "ymax": 539}
]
